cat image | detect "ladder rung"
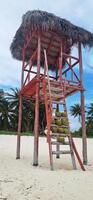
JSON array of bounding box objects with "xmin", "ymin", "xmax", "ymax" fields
[
  {"xmin": 49, "ymin": 80, "xmax": 61, "ymax": 85},
  {"xmin": 51, "ymin": 141, "xmax": 69, "ymax": 145},
  {"xmin": 52, "ymin": 116, "xmax": 67, "ymax": 119},
  {"xmin": 51, "ymin": 101, "xmax": 65, "ymax": 104},
  {"xmin": 52, "ymin": 133, "xmax": 70, "ymax": 137},
  {"xmin": 52, "ymin": 150, "xmax": 71, "ymax": 155},
  {"xmin": 47, "ymin": 86, "xmax": 62, "ymax": 92},
  {"xmin": 51, "ymin": 124, "xmax": 68, "ymax": 128},
  {"xmin": 47, "ymin": 93, "xmax": 64, "ymax": 99}
]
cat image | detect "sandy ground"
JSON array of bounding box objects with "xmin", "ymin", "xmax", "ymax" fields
[{"xmin": 0, "ymin": 136, "xmax": 93, "ymax": 200}]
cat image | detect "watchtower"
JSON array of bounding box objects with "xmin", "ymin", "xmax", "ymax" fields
[{"xmin": 11, "ymin": 10, "xmax": 93, "ymax": 170}]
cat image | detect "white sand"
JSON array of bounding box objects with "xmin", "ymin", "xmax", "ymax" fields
[{"xmin": 0, "ymin": 135, "xmax": 93, "ymax": 200}]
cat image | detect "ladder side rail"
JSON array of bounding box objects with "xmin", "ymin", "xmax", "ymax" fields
[
  {"xmin": 44, "ymin": 49, "xmax": 52, "ymax": 108},
  {"xmin": 61, "ymin": 83, "xmax": 77, "ymax": 169},
  {"xmin": 62, "ymin": 84, "xmax": 85, "ymax": 170},
  {"xmin": 43, "ymin": 49, "xmax": 52, "ymax": 139},
  {"xmin": 42, "ymin": 79, "xmax": 51, "ymax": 142},
  {"xmin": 72, "ymin": 139, "xmax": 85, "ymax": 171}
]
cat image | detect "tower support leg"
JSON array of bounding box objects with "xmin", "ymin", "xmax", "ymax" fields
[
  {"xmin": 16, "ymin": 95, "xmax": 22, "ymax": 159},
  {"xmin": 33, "ymin": 34, "xmax": 41, "ymax": 166},
  {"xmin": 78, "ymin": 42, "xmax": 87, "ymax": 165},
  {"xmin": 81, "ymin": 90, "xmax": 87, "ymax": 164},
  {"xmin": 56, "ymin": 104, "xmax": 60, "ymax": 158}
]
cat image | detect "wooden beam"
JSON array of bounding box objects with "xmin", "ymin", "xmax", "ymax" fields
[
  {"xmin": 33, "ymin": 33, "xmax": 41, "ymax": 166},
  {"xmin": 78, "ymin": 42, "xmax": 87, "ymax": 165},
  {"xmin": 16, "ymin": 48, "xmax": 25, "ymax": 159},
  {"xmin": 24, "ymin": 48, "xmax": 37, "ymax": 69},
  {"xmin": 62, "ymin": 60, "xmax": 79, "ymax": 75},
  {"xmin": 24, "ymin": 31, "xmax": 36, "ymax": 49},
  {"xmin": 59, "ymin": 40, "xmax": 63, "ymax": 81},
  {"xmin": 24, "ymin": 69, "xmax": 56, "ymax": 79},
  {"xmin": 16, "ymin": 95, "xmax": 22, "ymax": 159}
]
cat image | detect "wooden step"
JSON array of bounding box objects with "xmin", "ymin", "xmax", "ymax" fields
[
  {"xmin": 51, "ymin": 133, "xmax": 70, "ymax": 137},
  {"xmin": 49, "ymin": 100, "xmax": 65, "ymax": 104},
  {"xmin": 47, "ymin": 86, "xmax": 62, "ymax": 93},
  {"xmin": 51, "ymin": 87, "xmax": 62, "ymax": 92},
  {"xmin": 51, "ymin": 124, "xmax": 68, "ymax": 128},
  {"xmin": 52, "ymin": 116, "xmax": 67, "ymax": 119},
  {"xmin": 49, "ymin": 80, "xmax": 61, "ymax": 85},
  {"xmin": 51, "ymin": 141, "xmax": 69, "ymax": 145},
  {"xmin": 47, "ymin": 93, "xmax": 64, "ymax": 99},
  {"xmin": 52, "ymin": 150, "xmax": 71, "ymax": 155}
]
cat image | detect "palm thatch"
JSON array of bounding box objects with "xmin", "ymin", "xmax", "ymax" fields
[{"xmin": 10, "ymin": 10, "xmax": 93, "ymax": 65}]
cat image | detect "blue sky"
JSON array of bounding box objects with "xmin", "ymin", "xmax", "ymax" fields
[{"xmin": 0, "ymin": 0, "xmax": 93, "ymax": 130}]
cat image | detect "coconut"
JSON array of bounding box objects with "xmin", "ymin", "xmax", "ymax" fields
[
  {"xmin": 61, "ymin": 119, "xmax": 68, "ymax": 126},
  {"xmin": 55, "ymin": 119, "xmax": 62, "ymax": 126},
  {"xmin": 63, "ymin": 128, "xmax": 68, "ymax": 134},
  {"xmin": 57, "ymin": 137, "xmax": 65, "ymax": 144},
  {"xmin": 55, "ymin": 112, "xmax": 62, "ymax": 117},
  {"xmin": 61, "ymin": 112, "xmax": 67, "ymax": 117},
  {"xmin": 57, "ymin": 127, "xmax": 63, "ymax": 133},
  {"xmin": 51, "ymin": 126, "xmax": 57, "ymax": 133}
]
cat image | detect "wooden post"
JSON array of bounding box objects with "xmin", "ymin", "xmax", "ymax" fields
[
  {"xmin": 16, "ymin": 49, "xmax": 25, "ymax": 159},
  {"xmin": 56, "ymin": 69, "xmax": 60, "ymax": 158},
  {"xmin": 59, "ymin": 40, "xmax": 63, "ymax": 81},
  {"xmin": 33, "ymin": 33, "xmax": 41, "ymax": 166},
  {"xmin": 16, "ymin": 95, "xmax": 22, "ymax": 159},
  {"xmin": 78, "ymin": 42, "xmax": 87, "ymax": 165}
]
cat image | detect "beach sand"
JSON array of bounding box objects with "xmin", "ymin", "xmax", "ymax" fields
[{"xmin": 0, "ymin": 135, "xmax": 93, "ymax": 200}]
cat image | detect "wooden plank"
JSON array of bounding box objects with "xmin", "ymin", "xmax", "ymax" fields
[
  {"xmin": 52, "ymin": 133, "xmax": 70, "ymax": 137},
  {"xmin": 51, "ymin": 141, "xmax": 69, "ymax": 145},
  {"xmin": 52, "ymin": 150, "xmax": 71, "ymax": 155},
  {"xmin": 51, "ymin": 124, "xmax": 68, "ymax": 128}
]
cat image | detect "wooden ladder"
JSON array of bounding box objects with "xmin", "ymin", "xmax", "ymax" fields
[{"xmin": 43, "ymin": 49, "xmax": 85, "ymax": 171}]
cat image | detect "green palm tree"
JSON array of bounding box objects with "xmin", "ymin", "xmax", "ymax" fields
[
  {"xmin": 87, "ymin": 103, "xmax": 93, "ymax": 118},
  {"xmin": 0, "ymin": 97, "xmax": 12, "ymax": 130},
  {"xmin": 86, "ymin": 103, "xmax": 93, "ymax": 130},
  {"xmin": 7, "ymin": 88, "xmax": 35, "ymax": 132},
  {"xmin": 70, "ymin": 104, "xmax": 81, "ymax": 122}
]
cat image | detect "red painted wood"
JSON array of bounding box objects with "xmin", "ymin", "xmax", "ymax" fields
[
  {"xmin": 72, "ymin": 139, "xmax": 85, "ymax": 171},
  {"xmin": 78, "ymin": 42, "xmax": 87, "ymax": 165},
  {"xmin": 33, "ymin": 33, "xmax": 41, "ymax": 166}
]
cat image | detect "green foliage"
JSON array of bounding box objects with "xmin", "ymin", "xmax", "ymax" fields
[
  {"xmin": 86, "ymin": 103, "xmax": 93, "ymax": 137},
  {"xmin": 71, "ymin": 102, "xmax": 93, "ymax": 138},
  {"xmin": 70, "ymin": 104, "xmax": 81, "ymax": 122},
  {"xmin": 0, "ymin": 88, "xmax": 46, "ymax": 134},
  {"xmin": 72, "ymin": 130, "xmax": 81, "ymax": 137},
  {"xmin": 0, "ymin": 130, "xmax": 33, "ymax": 136}
]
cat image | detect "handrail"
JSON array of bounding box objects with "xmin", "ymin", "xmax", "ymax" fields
[{"xmin": 44, "ymin": 49, "xmax": 52, "ymax": 107}]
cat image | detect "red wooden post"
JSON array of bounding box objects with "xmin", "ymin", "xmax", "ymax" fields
[
  {"xmin": 78, "ymin": 42, "xmax": 87, "ymax": 165},
  {"xmin": 59, "ymin": 40, "xmax": 63, "ymax": 81},
  {"xmin": 16, "ymin": 49, "xmax": 25, "ymax": 159},
  {"xmin": 16, "ymin": 94, "xmax": 23, "ymax": 159},
  {"xmin": 56, "ymin": 69, "xmax": 60, "ymax": 158},
  {"xmin": 33, "ymin": 33, "xmax": 41, "ymax": 166}
]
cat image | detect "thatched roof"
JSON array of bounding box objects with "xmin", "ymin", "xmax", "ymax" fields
[{"xmin": 10, "ymin": 10, "xmax": 93, "ymax": 65}]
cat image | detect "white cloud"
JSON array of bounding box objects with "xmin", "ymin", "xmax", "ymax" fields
[{"xmin": 68, "ymin": 114, "xmax": 81, "ymax": 131}]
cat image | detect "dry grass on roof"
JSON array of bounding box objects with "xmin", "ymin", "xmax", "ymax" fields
[{"xmin": 10, "ymin": 10, "xmax": 93, "ymax": 64}]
